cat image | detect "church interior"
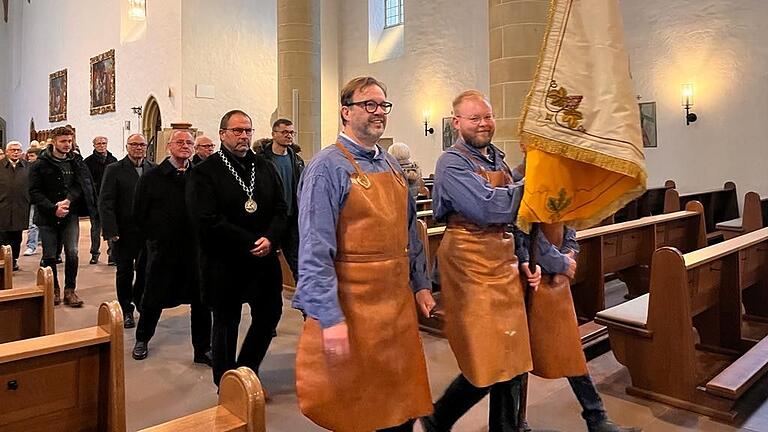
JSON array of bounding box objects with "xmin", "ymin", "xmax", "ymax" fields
[{"xmin": 2, "ymin": 0, "xmax": 768, "ymax": 431}]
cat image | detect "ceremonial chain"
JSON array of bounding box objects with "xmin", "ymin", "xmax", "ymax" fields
[{"xmin": 218, "ymin": 150, "xmax": 258, "ymax": 213}]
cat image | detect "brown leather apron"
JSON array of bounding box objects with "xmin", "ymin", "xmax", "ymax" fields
[
  {"xmin": 295, "ymin": 142, "xmax": 433, "ymax": 431},
  {"xmin": 438, "ymin": 166, "xmax": 533, "ymax": 388}
]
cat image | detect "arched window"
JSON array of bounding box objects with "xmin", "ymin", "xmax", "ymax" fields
[{"xmin": 384, "ymin": 0, "xmax": 403, "ymax": 28}]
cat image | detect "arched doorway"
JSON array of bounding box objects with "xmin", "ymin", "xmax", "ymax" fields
[{"xmin": 142, "ymin": 96, "xmax": 162, "ymax": 163}]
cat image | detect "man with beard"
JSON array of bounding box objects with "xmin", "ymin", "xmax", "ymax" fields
[
  {"xmin": 293, "ymin": 76, "xmax": 435, "ymax": 432},
  {"xmin": 420, "ymin": 90, "xmax": 541, "ymax": 432},
  {"xmin": 84, "ymin": 135, "xmax": 118, "ymax": 265},
  {"xmin": 99, "ymin": 133, "xmax": 155, "ymax": 328},
  {"xmin": 192, "ymin": 135, "xmax": 215, "ymax": 165},
  {"xmin": 131, "ymin": 130, "xmax": 211, "ymax": 364},
  {"xmin": 187, "ymin": 110, "xmax": 287, "ymax": 386}
]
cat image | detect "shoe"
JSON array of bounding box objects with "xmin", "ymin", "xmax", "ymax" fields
[
  {"xmin": 193, "ymin": 350, "xmax": 212, "ymax": 366},
  {"xmin": 53, "ymin": 289, "xmax": 61, "ymax": 306},
  {"xmin": 56, "ymin": 256, "xmax": 63, "ymax": 264},
  {"xmin": 89, "ymin": 256, "xmax": 98, "ymax": 265},
  {"xmin": 107, "ymin": 260, "xmax": 117, "ymax": 266},
  {"xmin": 589, "ymin": 420, "xmax": 642, "ymax": 432},
  {"xmin": 123, "ymin": 312, "xmax": 135, "ymax": 329},
  {"xmin": 13, "ymin": 262, "xmax": 19, "ymax": 271},
  {"xmin": 22, "ymin": 248, "xmax": 35, "ymax": 256},
  {"xmin": 63, "ymin": 290, "xmax": 84, "ymax": 307},
  {"xmin": 132, "ymin": 341, "xmax": 149, "ymax": 360}
]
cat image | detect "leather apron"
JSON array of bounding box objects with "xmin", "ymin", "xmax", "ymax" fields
[
  {"xmin": 438, "ymin": 162, "xmax": 532, "ymax": 388},
  {"xmin": 527, "ymin": 222, "xmax": 588, "ymax": 378},
  {"xmin": 295, "ymin": 143, "xmax": 433, "ymax": 431}
]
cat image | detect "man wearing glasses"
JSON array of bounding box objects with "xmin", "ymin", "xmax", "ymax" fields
[
  {"xmin": 192, "ymin": 135, "xmax": 215, "ymax": 165},
  {"xmin": 293, "ymin": 76, "xmax": 435, "ymax": 431},
  {"xmin": 187, "ymin": 110, "xmax": 287, "ymax": 387},
  {"xmin": 253, "ymin": 118, "xmax": 305, "ymax": 283},
  {"xmin": 99, "ymin": 133, "xmax": 155, "ymax": 328},
  {"xmin": 131, "ymin": 129, "xmax": 212, "ymax": 365},
  {"xmin": 83, "ymin": 136, "xmax": 118, "ymax": 265},
  {"xmin": 0, "ymin": 141, "xmax": 30, "ymax": 272}
]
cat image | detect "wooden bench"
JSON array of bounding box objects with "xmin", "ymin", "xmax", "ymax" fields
[
  {"xmin": 0, "ymin": 245, "xmax": 12, "ymax": 290},
  {"xmin": 0, "ymin": 301, "xmax": 125, "ymax": 431},
  {"xmin": 596, "ymin": 228, "xmax": 768, "ymax": 421},
  {"xmin": 140, "ymin": 367, "xmax": 266, "ymax": 432},
  {"xmin": 279, "ymin": 252, "xmax": 296, "ymax": 297},
  {"xmin": 416, "ymin": 209, "xmax": 443, "ymax": 228},
  {"xmin": 0, "ymin": 267, "xmax": 55, "ymax": 344},
  {"xmin": 613, "ymin": 180, "xmax": 675, "ymax": 223},
  {"xmin": 715, "ymin": 192, "xmax": 768, "ymax": 240},
  {"xmin": 416, "ymin": 198, "xmax": 432, "ymax": 211},
  {"xmin": 664, "ymin": 182, "xmax": 739, "ymax": 244}
]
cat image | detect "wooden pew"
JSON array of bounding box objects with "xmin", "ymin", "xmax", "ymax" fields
[
  {"xmin": 279, "ymin": 252, "xmax": 296, "ymax": 298},
  {"xmin": 0, "ymin": 301, "xmax": 125, "ymax": 431},
  {"xmin": 0, "ymin": 245, "xmax": 12, "ymax": 290},
  {"xmin": 140, "ymin": 367, "xmax": 266, "ymax": 432},
  {"xmin": 596, "ymin": 228, "xmax": 768, "ymax": 421},
  {"xmin": 0, "ymin": 267, "xmax": 54, "ymax": 344},
  {"xmin": 416, "ymin": 198, "xmax": 432, "ymax": 211},
  {"xmin": 417, "ymin": 209, "xmax": 442, "ymax": 228},
  {"xmin": 715, "ymin": 192, "xmax": 768, "ymax": 240},
  {"xmin": 664, "ymin": 182, "xmax": 739, "ymax": 244},
  {"xmin": 613, "ymin": 180, "xmax": 675, "ymax": 223}
]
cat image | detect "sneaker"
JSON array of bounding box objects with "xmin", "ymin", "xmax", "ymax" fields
[
  {"xmin": 63, "ymin": 289, "xmax": 84, "ymax": 307},
  {"xmin": 22, "ymin": 248, "xmax": 36, "ymax": 256}
]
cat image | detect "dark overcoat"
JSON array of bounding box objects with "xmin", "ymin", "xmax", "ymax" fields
[
  {"xmin": 28, "ymin": 149, "xmax": 98, "ymax": 226},
  {"xmin": 187, "ymin": 148, "xmax": 288, "ymax": 308},
  {"xmin": 0, "ymin": 159, "xmax": 30, "ymax": 231},
  {"xmin": 83, "ymin": 150, "xmax": 118, "ymax": 196},
  {"xmin": 99, "ymin": 156, "xmax": 155, "ymax": 251}
]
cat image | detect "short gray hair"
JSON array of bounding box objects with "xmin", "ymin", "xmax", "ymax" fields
[{"xmin": 388, "ymin": 142, "xmax": 411, "ymax": 162}]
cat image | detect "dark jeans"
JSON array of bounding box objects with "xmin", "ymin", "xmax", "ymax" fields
[
  {"xmin": 281, "ymin": 215, "xmax": 299, "ymax": 281},
  {"xmin": 0, "ymin": 230, "xmax": 23, "ymax": 263},
  {"xmin": 135, "ymin": 302, "xmax": 212, "ymax": 355},
  {"xmin": 113, "ymin": 239, "xmax": 146, "ymax": 316},
  {"xmin": 211, "ymin": 288, "xmax": 283, "ymax": 386},
  {"xmin": 430, "ymin": 373, "xmax": 524, "ymax": 432},
  {"xmin": 567, "ymin": 374, "xmax": 608, "ymax": 428},
  {"xmin": 39, "ymin": 216, "xmax": 80, "ymax": 291},
  {"xmin": 89, "ymin": 216, "xmax": 113, "ymax": 260}
]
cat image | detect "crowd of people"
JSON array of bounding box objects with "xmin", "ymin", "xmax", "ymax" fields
[{"xmin": 0, "ymin": 76, "xmax": 641, "ymax": 432}]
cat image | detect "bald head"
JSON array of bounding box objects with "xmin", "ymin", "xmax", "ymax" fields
[
  {"xmin": 194, "ymin": 135, "xmax": 215, "ymax": 160},
  {"xmin": 126, "ymin": 133, "xmax": 148, "ymax": 161}
]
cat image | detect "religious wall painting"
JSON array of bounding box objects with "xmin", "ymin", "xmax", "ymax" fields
[
  {"xmin": 90, "ymin": 49, "xmax": 116, "ymax": 115},
  {"xmin": 442, "ymin": 117, "xmax": 457, "ymax": 151},
  {"xmin": 49, "ymin": 69, "xmax": 67, "ymax": 123},
  {"xmin": 639, "ymin": 102, "xmax": 657, "ymax": 148}
]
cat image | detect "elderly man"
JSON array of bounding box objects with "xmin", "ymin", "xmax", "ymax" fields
[
  {"xmin": 187, "ymin": 110, "xmax": 287, "ymax": 386},
  {"xmin": 84, "ymin": 136, "xmax": 117, "ymax": 265},
  {"xmin": 192, "ymin": 135, "xmax": 215, "ymax": 165},
  {"xmin": 22, "ymin": 143, "xmax": 42, "ymax": 256},
  {"xmin": 99, "ymin": 133, "xmax": 155, "ymax": 328},
  {"xmin": 0, "ymin": 141, "xmax": 30, "ymax": 271},
  {"xmin": 131, "ymin": 130, "xmax": 211, "ymax": 364},
  {"xmin": 293, "ymin": 77, "xmax": 435, "ymax": 432},
  {"xmin": 29, "ymin": 126, "xmax": 98, "ymax": 306}
]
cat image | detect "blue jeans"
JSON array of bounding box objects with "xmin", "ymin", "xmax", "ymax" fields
[
  {"xmin": 26, "ymin": 207, "xmax": 38, "ymax": 250},
  {"xmin": 568, "ymin": 374, "xmax": 609, "ymax": 428},
  {"xmin": 89, "ymin": 216, "xmax": 113, "ymax": 260},
  {"xmin": 39, "ymin": 215, "xmax": 80, "ymax": 291}
]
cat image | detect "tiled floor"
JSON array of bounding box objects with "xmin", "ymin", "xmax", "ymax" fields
[{"xmin": 9, "ymin": 220, "xmax": 768, "ymax": 431}]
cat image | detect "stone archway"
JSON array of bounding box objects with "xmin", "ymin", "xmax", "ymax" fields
[{"xmin": 142, "ymin": 96, "xmax": 162, "ymax": 163}]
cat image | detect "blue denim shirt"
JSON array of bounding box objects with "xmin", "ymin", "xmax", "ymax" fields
[{"xmin": 292, "ymin": 134, "xmax": 431, "ymax": 328}]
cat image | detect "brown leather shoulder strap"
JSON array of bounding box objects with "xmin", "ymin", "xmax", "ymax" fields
[{"xmin": 335, "ymin": 141, "xmax": 371, "ymax": 189}]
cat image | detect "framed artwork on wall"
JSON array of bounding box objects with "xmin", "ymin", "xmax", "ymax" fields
[
  {"xmin": 442, "ymin": 117, "xmax": 456, "ymax": 151},
  {"xmin": 49, "ymin": 69, "xmax": 67, "ymax": 123},
  {"xmin": 639, "ymin": 102, "xmax": 657, "ymax": 148},
  {"xmin": 90, "ymin": 49, "xmax": 116, "ymax": 115}
]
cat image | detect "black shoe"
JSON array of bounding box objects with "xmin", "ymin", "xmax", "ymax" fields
[
  {"xmin": 107, "ymin": 260, "xmax": 117, "ymax": 266},
  {"xmin": 123, "ymin": 312, "xmax": 135, "ymax": 329},
  {"xmin": 193, "ymin": 350, "xmax": 213, "ymax": 366},
  {"xmin": 132, "ymin": 341, "xmax": 149, "ymax": 360},
  {"xmin": 13, "ymin": 262, "xmax": 19, "ymax": 271},
  {"xmin": 56, "ymin": 256, "xmax": 63, "ymax": 264},
  {"xmin": 588, "ymin": 420, "xmax": 642, "ymax": 432},
  {"xmin": 89, "ymin": 257, "xmax": 98, "ymax": 265}
]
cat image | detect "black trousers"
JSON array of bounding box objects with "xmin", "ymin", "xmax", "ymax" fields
[
  {"xmin": 135, "ymin": 302, "xmax": 212, "ymax": 355},
  {"xmin": 211, "ymin": 288, "xmax": 283, "ymax": 386},
  {"xmin": 430, "ymin": 373, "xmax": 524, "ymax": 432},
  {"xmin": 113, "ymin": 239, "xmax": 146, "ymax": 315},
  {"xmin": 0, "ymin": 230, "xmax": 23, "ymax": 262}
]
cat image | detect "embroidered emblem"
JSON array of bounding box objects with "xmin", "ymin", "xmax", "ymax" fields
[
  {"xmin": 546, "ymin": 188, "xmax": 572, "ymax": 221},
  {"xmin": 546, "ymin": 80, "xmax": 586, "ymax": 131}
]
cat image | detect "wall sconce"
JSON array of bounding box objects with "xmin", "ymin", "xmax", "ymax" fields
[
  {"xmin": 423, "ymin": 109, "xmax": 434, "ymax": 136},
  {"xmin": 681, "ymin": 84, "xmax": 697, "ymax": 125},
  {"xmin": 128, "ymin": 0, "xmax": 146, "ymax": 22}
]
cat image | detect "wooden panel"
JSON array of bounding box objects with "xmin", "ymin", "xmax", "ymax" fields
[
  {"xmin": 0, "ymin": 245, "xmax": 12, "ymax": 290},
  {"xmin": 0, "ymin": 297, "xmax": 43, "ymax": 343},
  {"xmin": 706, "ymin": 337, "xmax": 768, "ymax": 399}
]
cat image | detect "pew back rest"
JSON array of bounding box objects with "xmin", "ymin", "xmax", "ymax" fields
[
  {"xmin": 0, "ymin": 245, "xmax": 11, "ymax": 290},
  {"xmin": 0, "ymin": 267, "xmax": 55, "ymax": 343}
]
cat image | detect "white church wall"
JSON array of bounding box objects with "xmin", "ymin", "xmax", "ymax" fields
[
  {"xmin": 0, "ymin": 8, "xmax": 10, "ymax": 142},
  {"xmin": 621, "ymin": 0, "xmax": 768, "ymax": 198},
  {"xmin": 4, "ymin": 0, "xmax": 183, "ymax": 158},
  {"xmin": 181, "ymin": 0, "xmax": 278, "ymax": 142},
  {"xmin": 337, "ymin": 0, "xmax": 490, "ymax": 173}
]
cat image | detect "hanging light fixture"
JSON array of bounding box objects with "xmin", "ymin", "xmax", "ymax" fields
[{"xmin": 128, "ymin": 0, "xmax": 146, "ymax": 22}]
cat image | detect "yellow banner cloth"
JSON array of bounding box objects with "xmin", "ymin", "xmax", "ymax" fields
[{"xmin": 517, "ymin": 0, "xmax": 647, "ymax": 231}]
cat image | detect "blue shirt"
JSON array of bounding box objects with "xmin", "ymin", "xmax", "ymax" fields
[
  {"xmin": 271, "ymin": 151, "xmax": 294, "ymax": 215},
  {"xmin": 433, "ymin": 137, "xmax": 523, "ymax": 226},
  {"xmin": 514, "ymin": 226, "xmax": 579, "ymax": 275},
  {"xmin": 292, "ymin": 134, "xmax": 431, "ymax": 328}
]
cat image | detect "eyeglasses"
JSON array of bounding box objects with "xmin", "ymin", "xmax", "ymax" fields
[
  {"xmin": 273, "ymin": 130, "xmax": 296, "ymax": 136},
  {"xmin": 455, "ymin": 114, "xmax": 496, "ymax": 124},
  {"xmin": 127, "ymin": 142, "xmax": 148, "ymax": 148},
  {"xmin": 345, "ymin": 100, "xmax": 393, "ymax": 114},
  {"xmin": 223, "ymin": 128, "xmax": 254, "ymax": 136},
  {"xmin": 171, "ymin": 140, "xmax": 195, "ymax": 147},
  {"xmin": 5, "ymin": 148, "xmax": 22, "ymax": 152},
  {"xmin": 197, "ymin": 144, "xmax": 215, "ymax": 149}
]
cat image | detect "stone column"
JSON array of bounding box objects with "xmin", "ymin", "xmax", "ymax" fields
[
  {"xmin": 277, "ymin": 0, "xmax": 321, "ymax": 159},
  {"xmin": 488, "ymin": 0, "xmax": 549, "ymax": 161}
]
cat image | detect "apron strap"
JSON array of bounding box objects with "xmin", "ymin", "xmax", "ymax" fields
[
  {"xmin": 452, "ymin": 142, "xmax": 514, "ymax": 185},
  {"xmin": 335, "ymin": 141, "xmax": 372, "ymax": 189}
]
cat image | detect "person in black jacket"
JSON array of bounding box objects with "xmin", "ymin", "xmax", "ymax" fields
[
  {"xmin": 188, "ymin": 110, "xmax": 288, "ymax": 386},
  {"xmin": 98, "ymin": 133, "xmax": 155, "ymax": 328},
  {"xmin": 84, "ymin": 136, "xmax": 118, "ymax": 265},
  {"xmin": 0, "ymin": 141, "xmax": 30, "ymax": 271},
  {"xmin": 28, "ymin": 126, "xmax": 98, "ymax": 306},
  {"xmin": 253, "ymin": 118, "xmax": 305, "ymax": 282},
  {"xmin": 131, "ymin": 130, "xmax": 212, "ymax": 364},
  {"xmin": 192, "ymin": 135, "xmax": 215, "ymax": 165}
]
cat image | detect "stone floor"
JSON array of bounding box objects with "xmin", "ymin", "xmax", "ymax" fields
[{"xmin": 9, "ymin": 220, "xmax": 768, "ymax": 431}]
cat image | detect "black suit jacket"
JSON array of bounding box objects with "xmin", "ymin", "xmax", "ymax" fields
[{"xmin": 98, "ymin": 156, "xmax": 155, "ymax": 246}]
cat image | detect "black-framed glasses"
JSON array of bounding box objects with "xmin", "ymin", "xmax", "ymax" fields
[
  {"xmin": 273, "ymin": 130, "xmax": 296, "ymax": 136},
  {"xmin": 345, "ymin": 100, "xmax": 393, "ymax": 114},
  {"xmin": 223, "ymin": 128, "xmax": 254, "ymax": 136}
]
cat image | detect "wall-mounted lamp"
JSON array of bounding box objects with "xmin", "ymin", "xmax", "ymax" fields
[
  {"xmin": 128, "ymin": 0, "xmax": 146, "ymax": 22},
  {"xmin": 681, "ymin": 84, "xmax": 697, "ymax": 125},
  {"xmin": 423, "ymin": 109, "xmax": 434, "ymax": 136}
]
